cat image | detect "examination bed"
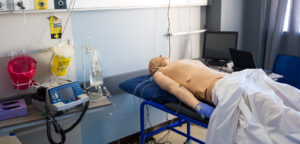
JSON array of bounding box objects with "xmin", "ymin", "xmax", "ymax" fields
[{"xmin": 119, "ymin": 74, "xmax": 214, "ymax": 144}]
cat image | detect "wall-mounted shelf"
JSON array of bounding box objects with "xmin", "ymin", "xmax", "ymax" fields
[
  {"xmin": 0, "ymin": 9, "xmax": 68, "ymax": 14},
  {"xmin": 0, "ymin": 0, "xmax": 208, "ymax": 14},
  {"xmin": 0, "ymin": 48, "xmax": 52, "ymax": 58},
  {"xmin": 169, "ymin": 29, "xmax": 206, "ymax": 37},
  {"xmin": 73, "ymin": 2, "xmax": 208, "ymax": 11}
]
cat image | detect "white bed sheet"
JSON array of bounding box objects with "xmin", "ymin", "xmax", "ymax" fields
[{"xmin": 206, "ymin": 69, "xmax": 300, "ymax": 144}]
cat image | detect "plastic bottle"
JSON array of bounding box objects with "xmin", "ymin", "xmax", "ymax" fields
[{"xmin": 89, "ymin": 49, "xmax": 103, "ymax": 88}]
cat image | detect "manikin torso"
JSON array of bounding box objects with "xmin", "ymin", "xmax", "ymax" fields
[{"xmin": 158, "ymin": 59, "xmax": 226, "ymax": 101}]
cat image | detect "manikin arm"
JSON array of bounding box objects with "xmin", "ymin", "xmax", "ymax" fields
[{"xmin": 153, "ymin": 71, "xmax": 199, "ymax": 109}]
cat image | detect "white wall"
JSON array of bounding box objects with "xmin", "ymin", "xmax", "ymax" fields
[
  {"xmin": 169, "ymin": 6, "xmax": 206, "ymax": 59},
  {"xmin": 0, "ymin": 12, "xmax": 80, "ymax": 144},
  {"xmin": 71, "ymin": 6, "xmax": 206, "ymax": 143},
  {"xmin": 0, "ymin": 12, "xmax": 76, "ymax": 100},
  {"xmin": 206, "ymin": 0, "xmax": 245, "ymax": 50},
  {"xmin": 220, "ymin": 0, "xmax": 245, "ymax": 50},
  {"xmin": 0, "ymin": 5, "xmax": 205, "ymax": 144}
]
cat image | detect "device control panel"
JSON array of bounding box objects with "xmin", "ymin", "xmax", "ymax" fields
[{"xmin": 48, "ymin": 81, "xmax": 84, "ymax": 104}]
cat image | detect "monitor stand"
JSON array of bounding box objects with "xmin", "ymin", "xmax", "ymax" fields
[{"xmin": 206, "ymin": 59, "xmax": 228, "ymax": 66}]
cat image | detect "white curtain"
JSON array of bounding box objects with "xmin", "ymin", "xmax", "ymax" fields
[
  {"xmin": 264, "ymin": 0, "xmax": 300, "ymax": 70},
  {"xmin": 281, "ymin": 0, "xmax": 300, "ymax": 55},
  {"xmin": 264, "ymin": 0, "xmax": 288, "ymax": 70}
]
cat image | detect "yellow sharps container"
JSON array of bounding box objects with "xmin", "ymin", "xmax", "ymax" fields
[{"xmin": 51, "ymin": 44, "xmax": 74, "ymax": 76}]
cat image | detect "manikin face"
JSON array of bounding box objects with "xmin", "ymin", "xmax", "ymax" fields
[{"xmin": 149, "ymin": 55, "xmax": 170, "ymax": 75}]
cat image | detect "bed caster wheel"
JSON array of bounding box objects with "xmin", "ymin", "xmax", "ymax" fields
[{"xmin": 184, "ymin": 140, "xmax": 192, "ymax": 144}]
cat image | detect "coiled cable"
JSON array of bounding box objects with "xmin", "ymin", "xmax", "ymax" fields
[{"xmin": 44, "ymin": 100, "xmax": 89, "ymax": 144}]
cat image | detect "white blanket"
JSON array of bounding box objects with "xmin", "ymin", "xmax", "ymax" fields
[{"xmin": 206, "ymin": 69, "xmax": 300, "ymax": 144}]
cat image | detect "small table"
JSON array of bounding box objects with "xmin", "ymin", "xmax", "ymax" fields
[{"xmin": 0, "ymin": 96, "xmax": 111, "ymax": 136}]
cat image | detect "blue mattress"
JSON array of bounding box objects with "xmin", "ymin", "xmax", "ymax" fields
[
  {"xmin": 119, "ymin": 74, "xmax": 212, "ymax": 122},
  {"xmin": 119, "ymin": 74, "xmax": 179, "ymax": 103}
]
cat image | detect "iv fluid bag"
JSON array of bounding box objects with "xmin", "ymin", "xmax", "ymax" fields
[{"xmin": 90, "ymin": 49, "xmax": 103, "ymax": 87}]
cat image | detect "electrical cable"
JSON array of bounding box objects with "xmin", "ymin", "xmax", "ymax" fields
[
  {"xmin": 132, "ymin": 77, "xmax": 158, "ymax": 141},
  {"xmin": 152, "ymin": 9, "xmax": 158, "ymax": 57},
  {"xmin": 67, "ymin": 65, "xmax": 71, "ymax": 81},
  {"xmin": 141, "ymin": 83, "xmax": 156, "ymax": 133},
  {"xmin": 64, "ymin": 101, "xmax": 89, "ymax": 133},
  {"xmin": 45, "ymin": 100, "xmax": 89, "ymax": 144},
  {"xmin": 144, "ymin": 1, "xmax": 185, "ymax": 142},
  {"xmin": 134, "ymin": 77, "xmax": 183, "ymax": 144},
  {"xmin": 167, "ymin": 0, "xmax": 171, "ymax": 58},
  {"xmin": 132, "ymin": 76, "xmax": 185, "ymax": 143},
  {"xmin": 132, "ymin": 76, "xmax": 154, "ymax": 111},
  {"xmin": 134, "ymin": 1, "xmax": 191, "ymax": 138},
  {"xmin": 133, "ymin": 77, "xmax": 153, "ymax": 96},
  {"xmin": 49, "ymin": 0, "xmax": 76, "ymax": 82},
  {"xmin": 82, "ymin": 52, "xmax": 86, "ymax": 90},
  {"xmin": 141, "ymin": 83, "xmax": 174, "ymax": 144},
  {"xmin": 49, "ymin": 55, "xmax": 54, "ymax": 82},
  {"xmin": 59, "ymin": 0, "xmax": 77, "ymax": 43},
  {"xmin": 155, "ymin": 101, "xmax": 181, "ymax": 144},
  {"xmin": 188, "ymin": 0, "xmax": 193, "ymax": 59}
]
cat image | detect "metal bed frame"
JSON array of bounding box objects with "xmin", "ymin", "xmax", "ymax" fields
[{"xmin": 140, "ymin": 100, "xmax": 208, "ymax": 144}]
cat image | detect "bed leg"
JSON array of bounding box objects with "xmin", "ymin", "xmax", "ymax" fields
[
  {"xmin": 140, "ymin": 102, "xmax": 146, "ymax": 144},
  {"xmin": 186, "ymin": 120, "xmax": 191, "ymax": 143}
]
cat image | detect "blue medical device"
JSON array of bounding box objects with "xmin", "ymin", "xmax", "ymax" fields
[
  {"xmin": 48, "ymin": 81, "xmax": 83, "ymax": 104},
  {"xmin": 32, "ymin": 79, "xmax": 89, "ymax": 114},
  {"xmin": 32, "ymin": 79, "xmax": 90, "ymax": 144}
]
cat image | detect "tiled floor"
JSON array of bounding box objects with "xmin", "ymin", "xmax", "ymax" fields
[{"xmin": 146, "ymin": 123, "xmax": 207, "ymax": 144}]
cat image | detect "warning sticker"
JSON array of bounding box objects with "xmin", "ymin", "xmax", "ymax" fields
[{"xmin": 49, "ymin": 16, "xmax": 62, "ymax": 39}]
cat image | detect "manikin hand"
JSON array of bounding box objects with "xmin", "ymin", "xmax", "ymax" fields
[{"xmin": 195, "ymin": 102, "xmax": 214, "ymax": 118}]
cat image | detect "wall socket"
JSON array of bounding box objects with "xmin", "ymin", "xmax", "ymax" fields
[
  {"xmin": 13, "ymin": 0, "xmax": 34, "ymax": 10},
  {"xmin": 54, "ymin": 0, "xmax": 66, "ymax": 9},
  {"xmin": 34, "ymin": 0, "xmax": 48, "ymax": 10},
  {"xmin": 0, "ymin": 0, "xmax": 15, "ymax": 11},
  {"xmin": 0, "ymin": 0, "xmax": 4, "ymax": 10}
]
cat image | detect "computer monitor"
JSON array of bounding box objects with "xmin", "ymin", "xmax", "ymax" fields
[{"xmin": 202, "ymin": 31, "xmax": 238, "ymax": 61}]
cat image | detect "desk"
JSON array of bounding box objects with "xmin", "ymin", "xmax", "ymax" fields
[
  {"xmin": 209, "ymin": 65, "xmax": 283, "ymax": 80},
  {"xmin": 0, "ymin": 97, "xmax": 111, "ymax": 136},
  {"xmin": 197, "ymin": 58, "xmax": 284, "ymax": 80}
]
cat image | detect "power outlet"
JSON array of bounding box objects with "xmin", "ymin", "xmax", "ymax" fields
[
  {"xmin": 0, "ymin": 0, "xmax": 12, "ymax": 11},
  {"xmin": 0, "ymin": 1, "xmax": 4, "ymax": 10},
  {"xmin": 6, "ymin": 0, "xmax": 15, "ymax": 10},
  {"xmin": 34, "ymin": 0, "xmax": 48, "ymax": 10},
  {"xmin": 54, "ymin": 0, "xmax": 66, "ymax": 9},
  {"xmin": 13, "ymin": 0, "xmax": 34, "ymax": 10}
]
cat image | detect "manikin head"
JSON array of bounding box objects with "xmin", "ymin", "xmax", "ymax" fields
[{"xmin": 148, "ymin": 55, "xmax": 170, "ymax": 75}]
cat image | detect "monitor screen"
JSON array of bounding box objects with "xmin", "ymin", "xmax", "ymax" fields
[
  {"xmin": 202, "ymin": 31, "xmax": 238, "ymax": 60},
  {"xmin": 59, "ymin": 87, "xmax": 75, "ymax": 102}
]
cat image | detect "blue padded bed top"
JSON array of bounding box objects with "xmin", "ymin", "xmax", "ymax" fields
[
  {"xmin": 119, "ymin": 74, "xmax": 179, "ymax": 103},
  {"xmin": 119, "ymin": 74, "xmax": 213, "ymax": 122}
]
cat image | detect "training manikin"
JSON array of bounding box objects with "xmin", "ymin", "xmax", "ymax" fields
[
  {"xmin": 149, "ymin": 55, "xmax": 226, "ymax": 117},
  {"xmin": 150, "ymin": 55, "xmax": 300, "ymax": 144}
]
